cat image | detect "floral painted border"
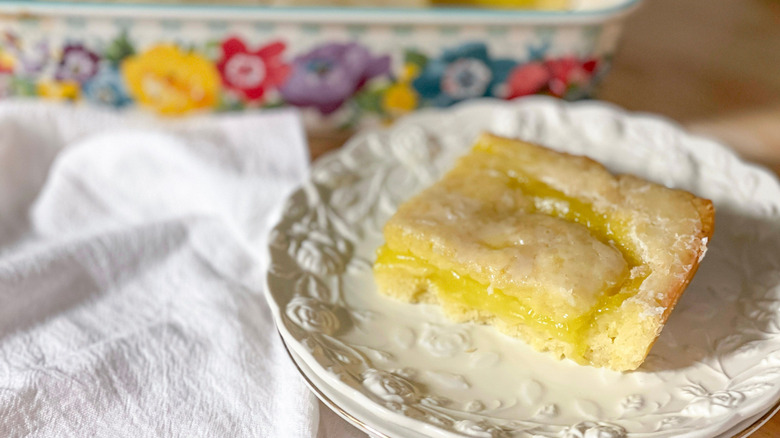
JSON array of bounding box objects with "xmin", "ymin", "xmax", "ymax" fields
[{"xmin": 0, "ymin": 30, "xmax": 608, "ymax": 125}]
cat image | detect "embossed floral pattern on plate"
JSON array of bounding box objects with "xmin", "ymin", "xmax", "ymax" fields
[{"xmin": 265, "ymin": 97, "xmax": 780, "ymax": 438}]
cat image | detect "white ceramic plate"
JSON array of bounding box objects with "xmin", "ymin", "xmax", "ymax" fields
[
  {"xmin": 281, "ymin": 334, "xmax": 780, "ymax": 438},
  {"xmin": 265, "ymin": 97, "xmax": 780, "ymax": 438}
]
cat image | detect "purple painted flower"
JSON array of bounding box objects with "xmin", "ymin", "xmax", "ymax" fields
[
  {"xmin": 6, "ymin": 35, "xmax": 50, "ymax": 75},
  {"xmin": 280, "ymin": 42, "xmax": 390, "ymax": 115},
  {"xmin": 55, "ymin": 43, "xmax": 100, "ymax": 83}
]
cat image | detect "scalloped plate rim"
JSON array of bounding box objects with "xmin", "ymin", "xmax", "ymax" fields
[{"xmin": 265, "ymin": 96, "xmax": 780, "ymax": 438}]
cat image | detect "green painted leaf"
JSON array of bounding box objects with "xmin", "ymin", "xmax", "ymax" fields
[
  {"xmin": 104, "ymin": 32, "xmax": 136, "ymax": 66},
  {"xmin": 202, "ymin": 40, "xmax": 222, "ymax": 61},
  {"xmin": 10, "ymin": 77, "xmax": 36, "ymax": 97},
  {"xmin": 262, "ymin": 100, "xmax": 286, "ymax": 109},
  {"xmin": 353, "ymin": 88, "xmax": 384, "ymax": 115},
  {"xmin": 404, "ymin": 50, "xmax": 428, "ymax": 70},
  {"xmin": 215, "ymin": 93, "xmax": 245, "ymax": 112}
]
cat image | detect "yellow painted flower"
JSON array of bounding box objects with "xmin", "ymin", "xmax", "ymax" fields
[
  {"xmin": 37, "ymin": 80, "xmax": 80, "ymax": 101},
  {"xmin": 0, "ymin": 49, "xmax": 15, "ymax": 73},
  {"xmin": 122, "ymin": 45, "xmax": 220, "ymax": 115},
  {"xmin": 383, "ymin": 83, "xmax": 417, "ymax": 115},
  {"xmin": 382, "ymin": 64, "xmax": 419, "ymax": 116}
]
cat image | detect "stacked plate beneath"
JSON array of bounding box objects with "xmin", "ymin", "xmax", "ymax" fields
[{"xmin": 265, "ymin": 97, "xmax": 780, "ymax": 438}]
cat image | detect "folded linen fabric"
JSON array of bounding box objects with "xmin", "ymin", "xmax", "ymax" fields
[{"xmin": 0, "ymin": 101, "xmax": 359, "ymax": 437}]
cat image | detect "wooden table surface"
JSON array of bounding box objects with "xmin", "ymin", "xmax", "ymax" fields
[{"xmin": 310, "ymin": 1, "xmax": 780, "ymax": 436}]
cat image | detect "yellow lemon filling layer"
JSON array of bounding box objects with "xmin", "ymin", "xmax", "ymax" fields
[
  {"xmin": 375, "ymin": 139, "xmax": 652, "ymax": 363},
  {"xmin": 374, "ymin": 133, "xmax": 714, "ymax": 370},
  {"xmin": 374, "ymin": 246, "xmax": 647, "ymax": 363},
  {"xmin": 472, "ymin": 137, "xmax": 642, "ymax": 266},
  {"xmin": 374, "ymin": 170, "xmax": 651, "ymax": 363}
]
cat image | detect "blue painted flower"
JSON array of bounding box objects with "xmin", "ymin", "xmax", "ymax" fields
[
  {"xmin": 412, "ymin": 42, "xmax": 516, "ymax": 107},
  {"xmin": 82, "ymin": 64, "xmax": 131, "ymax": 107}
]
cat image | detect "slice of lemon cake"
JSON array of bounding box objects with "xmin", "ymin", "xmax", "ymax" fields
[{"xmin": 373, "ymin": 133, "xmax": 714, "ymax": 371}]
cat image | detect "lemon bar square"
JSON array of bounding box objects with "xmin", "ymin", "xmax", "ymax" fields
[{"xmin": 373, "ymin": 133, "xmax": 714, "ymax": 371}]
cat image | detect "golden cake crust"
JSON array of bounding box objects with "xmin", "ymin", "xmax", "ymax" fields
[{"xmin": 374, "ymin": 133, "xmax": 715, "ymax": 371}]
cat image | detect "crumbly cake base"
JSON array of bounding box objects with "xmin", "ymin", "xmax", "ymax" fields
[
  {"xmin": 375, "ymin": 264, "xmax": 663, "ymax": 370},
  {"xmin": 374, "ymin": 133, "xmax": 714, "ymax": 371}
]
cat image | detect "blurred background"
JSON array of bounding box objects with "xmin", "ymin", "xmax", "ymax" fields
[
  {"xmin": 601, "ymin": 0, "xmax": 780, "ymax": 174},
  {"xmin": 2, "ymin": 0, "xmax": 778, "ymax": 172}
]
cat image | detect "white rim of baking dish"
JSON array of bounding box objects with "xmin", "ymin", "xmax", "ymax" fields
[{"xmin": 0, "ymin": 0, "xmax": 641, "ymax": 25}]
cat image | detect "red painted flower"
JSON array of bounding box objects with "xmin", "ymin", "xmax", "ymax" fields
[
  {"xmin": 217, "ymin": 37, "xmax": 290, "ymax": 101},
  {"xmin": 545, "ymin": 56, "xmax": 598, "ymax": 97},
  {"xmin": 505, "ymin": 56, "xmax": 600, "ymax": 99},
  {"xmin": 505, "ymin": 61, "xmax": 550, "ymax": 99}
]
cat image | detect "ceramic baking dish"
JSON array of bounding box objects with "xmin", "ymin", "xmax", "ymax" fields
[{"xmin": 0, "ymin": 0, "xmax": 640, "ymax": 130}]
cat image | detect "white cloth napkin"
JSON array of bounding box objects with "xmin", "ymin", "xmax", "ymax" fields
[{"xmin": 0, "ymin": 101, "xmax": 364, "ymax": 438}]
